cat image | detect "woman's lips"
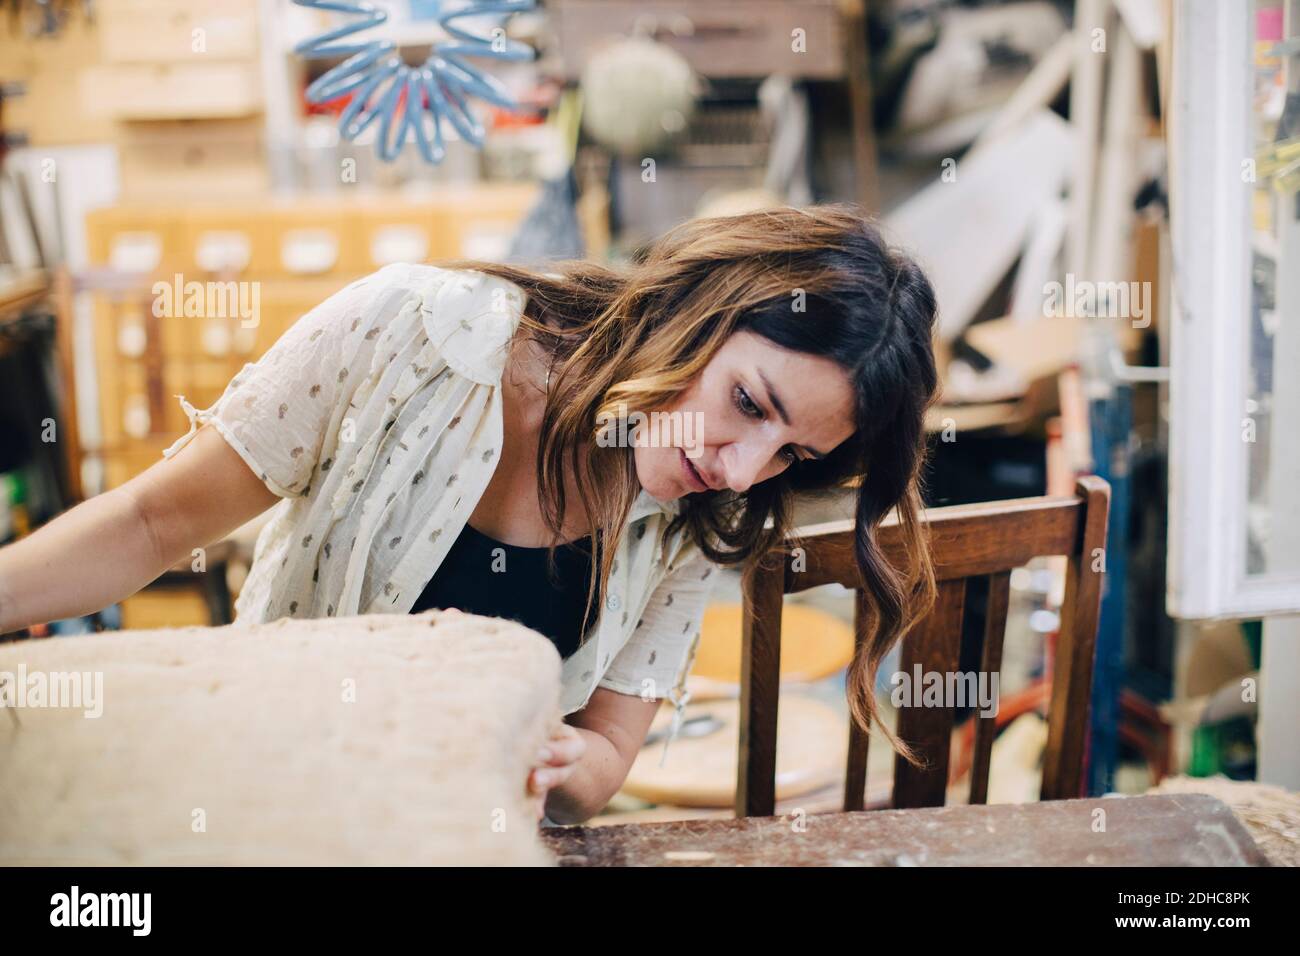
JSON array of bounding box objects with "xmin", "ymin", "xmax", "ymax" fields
[{"xmin": 680, "ymin": 449, "xmax": 708, "ymax": 492}]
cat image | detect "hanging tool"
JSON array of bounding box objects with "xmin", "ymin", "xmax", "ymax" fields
[{"xmin": 290, "ymin": 0, "xmax": 538, "ymax": 164}]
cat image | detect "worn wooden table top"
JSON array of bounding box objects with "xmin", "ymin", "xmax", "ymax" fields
[{"xmin": 540, "ymin": 794, "xmax": 1270, "ymax": 866}]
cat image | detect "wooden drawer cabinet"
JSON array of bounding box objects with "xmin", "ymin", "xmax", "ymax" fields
[
  {"xmin": 83, "ymin": 187, "xmax": 539, "ymax": 488},
  {"xmin": 85, "ymin": 61, "xmax": 262, "ymax": 120},
  {"xmin": 179, "ymin": 208, "xmax": 276, "ymax": 278},
  {"xmin": 98, "ymin": 0, "xmax": 259, "ymax": 63}
]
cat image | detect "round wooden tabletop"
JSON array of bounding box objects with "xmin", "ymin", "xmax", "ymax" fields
[
  {"xmin": 620, "ymin": 695, "xmax": 848, "ymax": 809},
  {"xmin": 689, "ymin": 601, "xmax": 855, "ymax": 690}
]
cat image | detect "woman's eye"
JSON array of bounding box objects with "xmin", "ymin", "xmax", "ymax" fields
[
  {"xmin": 733, "ymin": 385, "xmax": 762, "ymax": 419},
  {"xmin": 736, "ymin": 385, "xmax": 800, "ymax": 465}
]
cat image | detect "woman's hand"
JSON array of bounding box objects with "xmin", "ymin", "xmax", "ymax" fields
[{"xmin": 527, "ymin": 722, "xmax": 586, "ymax": 823}]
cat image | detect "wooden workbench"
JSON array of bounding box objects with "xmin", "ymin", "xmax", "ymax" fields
[{"xmin": 541, "ymin": 794, "xmax": 1270, "ymax": 866}]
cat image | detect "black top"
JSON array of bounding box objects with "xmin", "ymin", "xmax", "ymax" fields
[{"xmin": 409, "ymin": 520, "xmax": 602, "ymax": 660}]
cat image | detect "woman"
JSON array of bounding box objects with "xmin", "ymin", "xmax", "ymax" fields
[{"xmin": 0, "ymin": 203, "xmax": 939, "ymax": 825}]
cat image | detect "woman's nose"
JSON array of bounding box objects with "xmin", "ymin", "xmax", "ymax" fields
[{"xmin": 720, "ymin": 441, "xmax": 776, "ymax": 493}]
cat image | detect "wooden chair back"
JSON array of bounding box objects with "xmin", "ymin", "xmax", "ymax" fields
[{"xmin": 736, "ymin": 476, "xmax": 1110, "ymax": 816}]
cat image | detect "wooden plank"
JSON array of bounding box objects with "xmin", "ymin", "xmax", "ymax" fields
[
  {"xmin": 542, "ymin": 794, "xmax": 1269, "ymax": 866},
  {"xmin": 963, "ymin": 312, "xmax": 1084, "ymax": 385},
  {"xmin": 736, "ymin": 553, "xmax": 784, "ymax": 817},
  {"xmin": 1041, "ymin": 476, "xmax": 1110, "ymax": 799},
  {"xmin": 842, "ymin": 589, "xmax": 871, "ymax": 811},
  {"xmin": 1089, "ymin": 13, "xmax": 1143, "ymax": 288},
  {"xmin": 1113, "ymin": 0, "xmax": 1164, "ymax": 51},
  {"xmin": 969, "ymin": 34, "xmax": 1075, "ymax": 154},
  {"xmin": 786, "ymin": 495, "xmax": 1084, "ymax": 591},
  {"xmin": 842, "ymin": 0, "xmax": 880, "ymax": 211},
  {"xmin": 892, "ymin": 579, "xmax": 965, "ymax": 808},
  {"xmin": 1066, "ymin": 0, "xmax": 1108, "ymax": 278},
  {"xmin": 969, "ymin": 571, "xmax": 1011, "ymax": 804},
  {"xmin": 883, "ymin": 109, "xmax": 1074, "ymax": 343},
  {"xmin": 50, "ymin": 268, "xmax": 83, "ymax": 504},
  {"xmin": 0, "ymin": 268, "xmax": 50, "ymax": 317},
  {"xmin": 924, "ymin": 400, "xmax": 1028, "ymax": 434},
  {"xmin": 1057, "ymin": 366, "xmax": 1093, "ymax": 482}
]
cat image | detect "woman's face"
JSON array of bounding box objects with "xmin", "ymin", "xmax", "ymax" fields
[{"xmin": 633, "ymin": 330, "xmax": 857, "ymax": 501}]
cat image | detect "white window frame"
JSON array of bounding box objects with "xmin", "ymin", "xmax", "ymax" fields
[{"xmin": 1167, "ymin": 0, "xmax": 1300, "ymax": 620}]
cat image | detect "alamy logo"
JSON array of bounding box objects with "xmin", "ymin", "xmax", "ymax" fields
[
  {"xmin": 595, "ymin": 403, "xmax": 706, "ymax": 458},
  {"xmin": 890, "ymin": 665, "xmax": 999, "ymax": 718},
  {"xmin": 1041, "ymin": 273, "xmax": 1151, "ymax": 327},
  {"xmin": 50, "ymin": 886, "xmax": 151, "ymax": 936},
  {"xmin": 0, "ymin": 665, "xmax": 103, "ymax": 718},
  {"xmin": 152, "ymin": 273, "xmax": 260, "ymax": 328}
]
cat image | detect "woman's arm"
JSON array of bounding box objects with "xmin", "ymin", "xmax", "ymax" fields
[
  {"xmin": 0, "ymin": 267, "xmax": 415, "ymax": 634},
  {"xmin": 0, "ymin": 424, "xmax": 279, "ymax": 633},
  {"xmin": 540, "ymin": 687, "xmax": 660, "ymax": 824},
  {"xmin": 536, "ymin": 546, "xmax": 719, "ymax": 823}
]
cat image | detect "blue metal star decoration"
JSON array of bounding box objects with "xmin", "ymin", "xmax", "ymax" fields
[{"xmin": 291, "ymin": 0, "xmax": 538, "ymax": 163}]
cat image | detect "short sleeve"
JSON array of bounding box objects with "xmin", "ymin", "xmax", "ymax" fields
[
  {"xmin": 160, "ymin": 267, "xmax": 392, "ymax": 498},
  {"xmin": 598, "ymin": 543, "xmax": 718, "ymax": 703}
]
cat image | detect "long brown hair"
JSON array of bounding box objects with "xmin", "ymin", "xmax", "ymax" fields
[{"xmin": 436, "ymin": 202, "xmax": 939, "ymax": 765}]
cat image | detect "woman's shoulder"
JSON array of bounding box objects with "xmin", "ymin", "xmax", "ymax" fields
[
  {"xmin": 380, "ymin": 264, "xmax": 526, "ymax": 386},
  {"xmin": 362, "ymin": 261, "xmax": 461, "ymax": 293},
  {"xmin": 365, "ymin": 261, "xmax": 521, "ymax": 295},
  {"xmin": 363, "ymin": 263, "xmax": 526, "ymax": 326}
]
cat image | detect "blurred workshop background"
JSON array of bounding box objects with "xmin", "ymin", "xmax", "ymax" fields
[{"xmin": 0, "ymin": 0, "xmax": 1297, "ymax": 835}]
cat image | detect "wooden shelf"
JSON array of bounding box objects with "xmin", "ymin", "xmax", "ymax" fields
[{"xmin": 0, "ymin": 269, "xmax": 50, "ymax": 321}]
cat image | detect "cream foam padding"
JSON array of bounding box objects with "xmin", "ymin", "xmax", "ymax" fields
[{"xmin": 0, "ymin": 609, "xmax": 562, "ymax": 865}]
